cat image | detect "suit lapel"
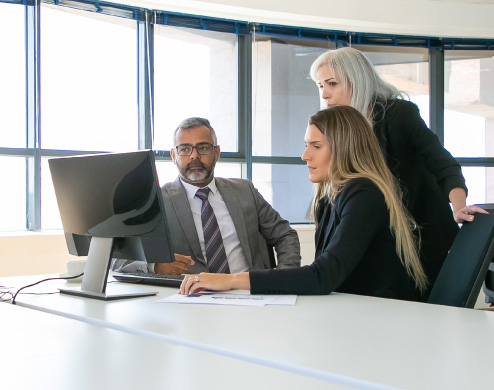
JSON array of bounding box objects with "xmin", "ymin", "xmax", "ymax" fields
[
  {"xmin": 216, "ymin": 179, "xmax": 253, "ymax": 266},
  {"xmin": 315, "ymin": 200, "xmax": 336, "ymax": 255},
  {"xmin": 166, "ymin": 178, "xmax": 205, "ymax": 265},
  {"xmin": 322, "ymin": 212, "xmax": 336, "ymax": 251}
]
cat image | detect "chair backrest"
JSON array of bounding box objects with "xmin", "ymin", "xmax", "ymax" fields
[
  {"xmin": 482, "ymin": 263, "xmax": 494, "ymax": 304},
  {"xmin": 428, "ymin": 213, "xmax": 494, "ymax": 308}
]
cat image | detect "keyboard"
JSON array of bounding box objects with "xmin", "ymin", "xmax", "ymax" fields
[{"xmin": 112, "ymin": 272, "xmax": 185, "ymax": 288}]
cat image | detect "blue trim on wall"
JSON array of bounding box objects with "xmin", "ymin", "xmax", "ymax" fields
[
  {"xmin": 0, "ymin": 0, "xmax": 26, "ymax": 4},
  {"xmin": 1, "ymin": 0, "xmax": 494, "ymax": 50},
  {"xmin": 154, "ymin": 11, "xmax": 250, "ymax": 35}
]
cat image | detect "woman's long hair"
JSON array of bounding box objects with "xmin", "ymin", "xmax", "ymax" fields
[
  {"xmin": 310, "ymin": 47, "xmax": 406, "ymax": 121},
  {"xmin": 309, "ymin": 106, "xmax": 427, "ymax": 292}
]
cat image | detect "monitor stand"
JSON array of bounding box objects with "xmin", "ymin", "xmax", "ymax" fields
[{"xmin": 59, "ymin": 236, "xmax": 158, "ymax": 301}]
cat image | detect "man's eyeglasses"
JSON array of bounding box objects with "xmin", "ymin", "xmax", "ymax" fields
[{"xmin": 175, "ymin": 142, "xmax": 216, "ymax": 156}]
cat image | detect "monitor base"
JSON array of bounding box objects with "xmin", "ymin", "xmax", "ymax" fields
[{"xmin": 59, "ymin": 285, "xmax": 158, "ymax": 301}]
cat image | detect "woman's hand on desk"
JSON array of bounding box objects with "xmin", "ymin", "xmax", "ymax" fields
[
  {"xmin": 155, "ymin": 254, "xmax": 194, "ymax": 275},
  {"xmin": 179, "ymin": 272, "xmax": 251, "ymax": 295}
]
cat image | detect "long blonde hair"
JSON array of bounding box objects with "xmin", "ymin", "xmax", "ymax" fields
[{"xmin": 309, "ymin": 106, "xmax": 427, "ymax": 292}]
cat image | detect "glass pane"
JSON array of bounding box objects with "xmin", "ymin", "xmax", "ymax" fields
[
  {"xmin": 155, "ymin": 161, "xmax": 177, "ymax": 186},
  {"xmin": 214, "ymin": 162, "xmax": 242, "ymax": 179},
  {"xmin": 41, "ymin": 158, "xmax": 62, "ymax": 230},
  {"xmin": 156, "ymin": 161, "xmax": 242, "ymax": 187},
  {"xmin": 252, "ymin": 35, "xmax": 327, "ymax": 157},
  {"xmin": 462, "ymin": 166, "xmax": 494, "ymax": 205},
  {"xmin": 40, "ymin": 5, "xmax": 137, "ymax": 151},
  {"xmin": 252, "ymin": 163, "xmax": 313, "ymax": 223},
  {"xmin": 444, "ymin": 51, "xmax": 494, "ymax": 157},
  {"xmin": 356, "ymin": 45, "xmax": 430, "ymax": 126},
  {"xmin": 0, "ymin": 3, "xmax": 25, "ymax": 148},
  {"xmin": 154, "ymin": 26, "xmax": 238, "ymax": 152},
  {"xmin": 0, "ymin": 157, "xmax": 26, "ymax": 231},
  {"xmin": 252, "ymin": 40, "xmax": 430, "ymax": 157}
]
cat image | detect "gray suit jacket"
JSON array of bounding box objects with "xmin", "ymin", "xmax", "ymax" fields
[
  {"xmin": 162, "ymin": 178, "xmax": 300, "ymax": 272},
  {"xmin": 113, "ymin": 178, "xmax": 301, "ymax": 274}
]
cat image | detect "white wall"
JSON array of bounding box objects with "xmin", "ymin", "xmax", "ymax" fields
[
  {"xmin": 0, "ymin": 234, "xmax": 77, "ymax": 277},
  {"xmin": 0, "ymin": 226, "xmax": 314, "ymax": 277},
  {"xmin": 120, "ymin": 0, "xmax": 494, "ymax": 39}
]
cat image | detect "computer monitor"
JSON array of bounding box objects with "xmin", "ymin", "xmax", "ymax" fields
[{"xmin": 48, "ymin": 150, "xmax": 174, "ymax": 300}]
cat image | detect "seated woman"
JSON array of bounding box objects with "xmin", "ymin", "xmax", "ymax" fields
[{"xmin": 180, "ymin": 106, "xmax": 428, "ymax": 301}]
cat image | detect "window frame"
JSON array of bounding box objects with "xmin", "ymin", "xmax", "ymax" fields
[{"xmin": 1, "ymin": 0, "xmax": 494, "ymax": 230}]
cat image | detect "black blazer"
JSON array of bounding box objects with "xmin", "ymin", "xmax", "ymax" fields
[
  {"xmin": 250, "ymin": 178, "xmax": 420, "ymax": 301},
  {"xmin": 373, "ymin": 99, "xmax": 467, "ymax": 293}
]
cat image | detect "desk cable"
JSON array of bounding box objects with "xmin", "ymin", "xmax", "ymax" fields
[
  {"xmin": 7, "ymin": 273, "xmax": 84, "ymax": 305},
  {"xmin": 0, "ymin": 286, "xmax": 14, "ymax": 302}
]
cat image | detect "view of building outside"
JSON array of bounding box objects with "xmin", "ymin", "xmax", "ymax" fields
[
  {"xmin": 0, "ymin": 3, "xmax": 26, "ymax": 231},
  {"xmin": 251, "ymin": 41, "xmax": 434, "ymax": 222},
  {"xmin": 252, "ymin": 37, "xmax": 326, "ymax": 222},
  {"xmin": 153, "ymin": 25, "xmax": 238, "ymax": 153},
  {"xmin": 40, "ymin": 6, "xmax": 138, "ymax": 152},
  {"xmin": 444, "ymin": 51, "xmax": 494, "ymax": 205}
]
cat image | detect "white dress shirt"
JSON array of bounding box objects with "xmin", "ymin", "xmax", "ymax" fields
[{"xmin": 181, "ymin": 179, "xmax": 249, "ymax": 273}]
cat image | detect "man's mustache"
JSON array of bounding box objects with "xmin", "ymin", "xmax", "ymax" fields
[{"xmin": 186, "ymin": 161, "xmax": 207, "ymax": 171}]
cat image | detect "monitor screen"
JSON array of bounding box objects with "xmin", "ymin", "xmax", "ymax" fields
[{"xmin": 49, "ymin": 150, "xmax": 174, "ymax": 300}]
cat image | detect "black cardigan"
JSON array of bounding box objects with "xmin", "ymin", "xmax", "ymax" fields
[
  {"xmin": 372, "ymin": 99, "xmax": 466, "ymax": 293},
  {"xmin": 250, "ymin": 178, "xmax": 420, "ymax": 301}
]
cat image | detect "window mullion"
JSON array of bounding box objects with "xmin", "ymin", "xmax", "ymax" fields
[
  {"xmin": 429, "ymin": 48, "xmax": 445, "ymax": 144},
  {"xmin": 137, "ymin": 12, "xmax": 154, "ymax": 150},
  {"xmin": 25, "ymin": 0, "xmax": 41, "ymax": 230},
  {"xmin": 238, "ymin": 34, "xmax": 252, "ymax": 179}
]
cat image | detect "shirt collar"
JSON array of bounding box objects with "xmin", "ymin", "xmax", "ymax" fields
[{"xmin": 180, "ymin": 178, "xmax": 218, "ymax": 200}]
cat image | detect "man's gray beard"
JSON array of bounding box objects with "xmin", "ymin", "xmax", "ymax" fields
[{"xmin": 176, "ymin": 162, "xmax": 215, "ymax": 185}]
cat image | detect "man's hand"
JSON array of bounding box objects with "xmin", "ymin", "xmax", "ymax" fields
[{"xmin": 154, "ymin": 254, "xmax": 194, "ymax": 275}]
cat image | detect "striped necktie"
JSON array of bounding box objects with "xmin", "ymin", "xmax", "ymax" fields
[{"xmin": 195, "ymin": 188, "xmax": 230, "ymax": 273}]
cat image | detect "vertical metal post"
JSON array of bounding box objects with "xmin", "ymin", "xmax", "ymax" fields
[
  {"xmin": 26, "ymin": 0, "xmax": 41, "ymax": 230},
  {"xmin": 429, "ymin": 48, "xmax": 445, "ymax": 145},
  {"xmin": 137, "ymin": 12, "xmax": 154, "ymax": 150},
  {"xmin": 237, "ymin": 34, "xmax": 252, "ymax": 179}
]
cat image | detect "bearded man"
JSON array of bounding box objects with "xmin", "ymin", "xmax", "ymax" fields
[{"xmin": 113, "ymin": 117, "xmax": 301, "ymax": 275}]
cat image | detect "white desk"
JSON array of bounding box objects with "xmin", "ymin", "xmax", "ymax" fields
[
  {"xmin": 1, "ymin": 302, "xmax": 350, "ymax": 390},
  {"xmin": 3, "ymin": 274, "xmax": 494, "ymax": 390}
]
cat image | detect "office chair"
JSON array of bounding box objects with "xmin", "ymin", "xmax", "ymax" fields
[
  {"xmin": 474, "ymin": 205, "xmax": 494, "ymax": 305},
  {"xmin": 267, "ymin": 244, "xmax": 277, "ymax": 269},
  {"xmin": 482, "ymin": 263, "xmax": 494, "ymax": 304},
  {"xmin": 427, "ymin": 213, "xmax": 494, "ymax": 308}
]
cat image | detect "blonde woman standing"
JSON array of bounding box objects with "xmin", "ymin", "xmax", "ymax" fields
[{"xmin": 181, "ymin": 106, "xmax": 427, "ymax": 301}]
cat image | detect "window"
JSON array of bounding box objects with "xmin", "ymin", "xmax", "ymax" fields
[
  {"xmin": 252, "ymin": 163, "xmax": 313, "ymax": 223},
  {"xmin": 461, "ymin": 167, "xmax": 494, "ymax": 205},
  {"xmin": 251, "ymin": 40, "xmax": 433, "ymax": 223},
  {"xmin": 356, "ymin": 45, "xmax": 430, "ymax": 125},
  {"xmin": 251, "ymin": 36, "xmax": 328, "ymax": 223},
  {"xmin": 252, "ymin": 35, "xmax": 327, "ymax": 158},
  {"xmin": 444, "ymin": 50, "xmax": 494, "ymax": 205},
  {"xmin": 153, "ymin": 25, "xmax": 238, "ymax": 152},
  {"xmin": 0, "ymin": 157, "xmax": 26, "ymax": 231},
  {"xmin": 40, "ymin": 5, "xmax": 137, "ymax": 152},
  {"xmin": 444, "ymin": 51, "xmax": 494, "ymax": 158},
  {"xmin": 0, "ymin": 3, "xmax": 25, "ymax": 148},
  {"xmin": 1, "ymin": 0, "xmax": 494, "ymax": 232}
]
